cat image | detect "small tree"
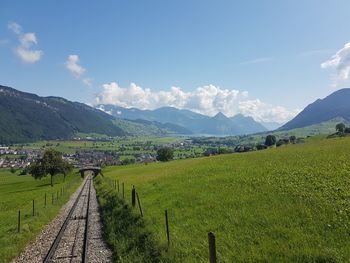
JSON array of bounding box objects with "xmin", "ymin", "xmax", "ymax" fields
[
  {"xmin": 156, "ymin": 147, "xmax": 174, "ymax": 162},
  {"xmin": 256, "ymin": 144, "xmax": 267, "ymax": 150},
  {"xmin": 336, "ymin": 123, "xmax": 346, "ymax": 133},
  {"xmin": 28, "ymin": 149, "xmax": 72, "ymax": 187},
  {"xmin": 289, "ymin": 135, "xmax": 296, "ymax": 144},
  {"xmin": 276, "ymin": 139, "xmax": 284, "ymax": 147},
  {"xmin": 265, "ymin": 135, "xmax": 277, "ymax": 146}
]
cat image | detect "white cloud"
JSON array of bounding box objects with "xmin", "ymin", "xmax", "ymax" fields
[
  {"xmin": 321, "ymin": 42, "xmax": 350, "ymax": 87},
  {"xmin": 8, "ymin": 22, "xmax": 43, "ymax": 63},
  {"xmin": 65, "ymin": 55, "xmax": 92, "ymax": 87},
  {"xmin": 82, "ymin": 78, "xmax": 92, "ymax": 87},
  {"xmin": 8, "ymin": 22, "xmax": 22, "ymax": 34},
  {"xmin": 65, "ymin": 55, "xmax": 86, "ymax": 78},
  {"xmin": 15, "ymin": 47, "xmax": 42, "ymax": 64},
  {"xmin": 238, "ymin": 99, "xmax": 301, "ymax": 123},
  {"xmin": 96, "ymin": 82, "xmax": 298, "ymax": 123},
  {"xmin": 96, "ymin": 105, "xmax": 113, "ymax": 115},
  {"xmin": 241, "ymin": 57, "xmax": 273, "ymax": 65}
]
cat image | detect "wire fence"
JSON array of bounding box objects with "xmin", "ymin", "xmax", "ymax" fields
[{"xmin": 111, "ymin": 178, "xmax": 218, "ymax": 263}]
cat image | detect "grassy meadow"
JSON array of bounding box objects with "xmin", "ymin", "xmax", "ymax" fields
[
  {"xmin": 0, "ymin": 170, "xmax": 82, "ymax": 262},
  {"xmin": 19, "ymin": 136, "xmax": 185, "ymax": 154},
  {"xmin": 101, "ymin": 136, "xmax": 350, "ymax": 262}
]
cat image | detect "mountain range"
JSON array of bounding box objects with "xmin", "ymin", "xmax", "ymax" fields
[
  {"xmin": 2, "ymin": 84, "xmax": 349, "ymax": 144},
  {"xmin": 97, "ymin": 105, "xmax": 268, "ymax": 136},
  {"xmin": 0, "ymin": 85, "xmax": 190, "ymax": 143},
  {"xmin": 280, "ymin": 88, "xmax": 350, "ymax": 130}
]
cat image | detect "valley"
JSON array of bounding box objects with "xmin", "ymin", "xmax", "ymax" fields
[
  {"xmin": 1, "ymin": 85, "xmax": 350, "ymax": 262},
  {"xmin": 2, "ymin": 3, "xmax": 350, "ymax": 262}
]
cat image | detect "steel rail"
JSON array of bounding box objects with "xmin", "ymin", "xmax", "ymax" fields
[
  {"xmin": 82, "ymin": 178, "xmax": 91, "ymax": 262},
  {"xmin": 43, "ymin": 177, "xmax": 90, "ymax": 263}
]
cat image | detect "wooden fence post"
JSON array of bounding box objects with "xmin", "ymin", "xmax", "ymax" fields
[
  {"xmin": 208, "ymin": 232, "xmax": 217, "ymax": 263},
  {"xmin": 122, "ymin": 182, "xmax": 125, "ymax": 199},
  {"xmin": 136, "ymin": 193, "xmax": 143, "ymax": 216},
  {"xmin": 18, "ymin": 210, "xmax": 20, "ymax": 233},
  {"xmin": 132, "ymin": 186, "xmax": 136, "ymax": 207},
  {"xmin": 32, "ymin": 200, "xmax": 35, "ymax": 216},
  {"xmin": 165, "ymin": 209, "xmax": 170, "ymax": 247},
  {"xmin": 117, "ymin": 180, "xmax": 120, "ymax": 193}
]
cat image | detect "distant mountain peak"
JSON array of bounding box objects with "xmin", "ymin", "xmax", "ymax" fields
[
  {"xmin": 231, "ymin": 113, "xmax": 254, "ymax": 121},
  {"xmin": 280, "ymin": 88, "xmax": 350, "ymax": 130},
  {"xmin": 97, "ymin": 104, "xmax": 267, "ymax": 136},
  {"xmin": 213, "ymin": 112, "xmax": 228, "ymax": 119}
]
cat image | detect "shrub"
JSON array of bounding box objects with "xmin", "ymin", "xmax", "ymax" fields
[
  {"xmin": 120, "ymin": 158, "xmax": 135, "ymax": 165},
  {"xmin": 218, "ymin": 147, "xmax": 232, "ymax": 154},
  {"xmin": 276, "ymin": 140, "xmax": 284, "ymax": 147},
  {"xmin": 256, "ymin": 144, "xmax": 267, "ymax": 150},
  {"xmin": 265, "ymin": 135, "xmax": 277, "ymax": 146},
  {"xmin": 156, "ymin": 147, "xmax": 174, "ymax": 162},
  {"xmin": 289, "ymin": 135, "xmax": 296, "ymax": 144},
  {"xmin": 336, "ymin": 123, "xmax": 346, "ymax": 133}
]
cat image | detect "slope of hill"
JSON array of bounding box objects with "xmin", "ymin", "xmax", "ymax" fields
[
  {"xmin": 0, "ymin": 85, "xmax": 194, "ymax": 143},
  {"xmin": 114, "ymin": 119, "xmax": 192, "ymax": 136},
  {"xmin": 231, "ymin": 114, "xmax": 268, "ymax": 134},
  {"xmin": 101, "ymin": 137, "xmax": 350, "ymax": 261},
  {"xmin": 0, "ymin": 85, "xmax": 127, "ymax": 143},
  {"xmin": 98, "ymin": 105, "xmax": 267, "ymax": 135},
  {"xmin": 280, "ymin": 88, "xmax": 350, "ymax": 130}
]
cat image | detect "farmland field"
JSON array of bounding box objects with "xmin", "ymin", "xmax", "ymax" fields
[
  {"xmin": 19, "ymin": 136, "xmax": 185, "ymax": 154},
  {"xmin": 0, "ymin": 170, "xmax": 82, "ymax": 262},
  {"xmin": 102, "ymin": 136, "xmax": 350, "ymax": 262}
]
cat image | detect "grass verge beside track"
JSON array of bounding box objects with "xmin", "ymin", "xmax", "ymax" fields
[
  {"xmin": 0, "ymin": 170, "xmax": 82, "ymax": 262},
  {"xmin": 94, "ymin": 176, "xmax": 167, "ymax": 263}
]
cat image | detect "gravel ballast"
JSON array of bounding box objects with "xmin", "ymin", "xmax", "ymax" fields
[
  {"xmin": 87, "ymin": 182, "xmax": 113, "ymax": 262},
  {"xmin": 12, "ymin": 177, "xmax": 113, "ymax": 262}
]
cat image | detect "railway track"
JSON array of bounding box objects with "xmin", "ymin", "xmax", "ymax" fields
[{"xmin": 43, "ymin": 176, "xmax": 92, "ymax": 263}]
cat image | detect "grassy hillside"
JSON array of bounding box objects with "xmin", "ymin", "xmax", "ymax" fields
[
  {"xmin": 0, "ymin": 85, "xmax": 125, "ymax": 144},
  {"xmin": 0, "ymin": 170, "xmax": 82, "ymax": 262},
  {"xmin": 114, "ymin": 119, "xmax": 191, "ymax": 136},
  {"xmin": 102, "ymin": 137, "xmax": 350, "ymax": 262},
  {"xmin": 216, "ymin": 117, "xmax": 350, "ymax": 147}
]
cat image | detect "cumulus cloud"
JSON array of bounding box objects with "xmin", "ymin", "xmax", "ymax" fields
[
  {"xmin": 8, "ymin": 22, "xmax": 43, "ymax": 63},
  {"xmin": 8, "ymin": 22, "xmax": 21, "ymax": 34},
  {"xmin": 65, "ymin": 55, "xmax": 85, "ymax": 78},
  {"xmin": 321, "ymin": 42, "xmax": 350, "ymax": 87},
  {"xmin": 238, "ymin": 99, "xmax": 300, "ymax": 123},
  {"xmin": 96, "ymin": 82, "xmax": 298, "ymax": 123},
  {"xmin": 65, "ymin": 55, "xmax": 92, "ymax": 87}
]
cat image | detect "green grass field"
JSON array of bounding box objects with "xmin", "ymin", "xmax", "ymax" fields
[
  {"xmin": 0, "ymin": 170, "xmax": 82, "ymax": 262},
  {"xmin": 102, "ymin": 136, "xmax": 350, "ymax": 262},
  {"xmin": 17, "ymin": 136, "xmax": 185, "ymax": 154}
]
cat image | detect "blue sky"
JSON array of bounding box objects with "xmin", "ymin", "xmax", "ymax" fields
[{"xmin": 1, "ymin": 1, "xmax": 350, "ymax": 123}]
